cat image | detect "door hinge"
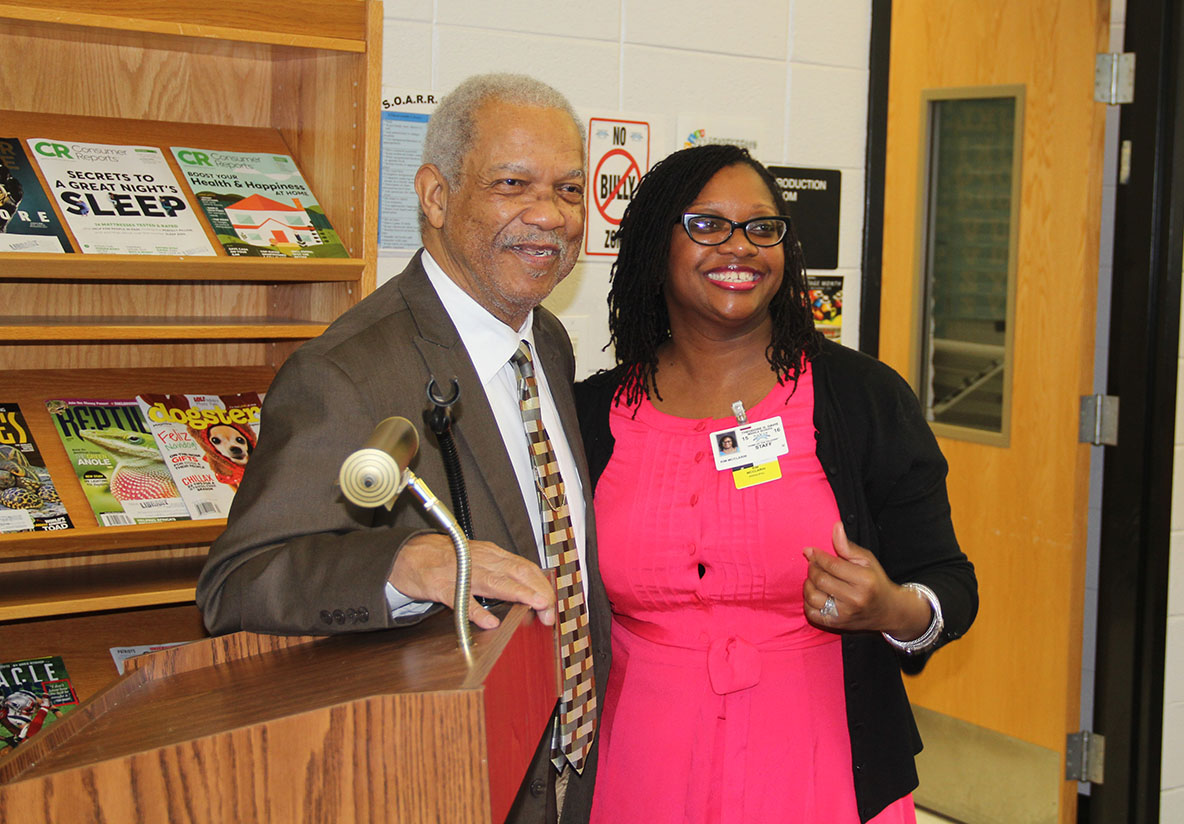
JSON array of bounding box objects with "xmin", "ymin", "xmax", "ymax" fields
[
  {"xmin": 1095, "ymin": 53, "xmax": 1135, "ymax": 104},
  {"xmin": 1079, "ymin": 394, "xmax": 1119, "ymax": 446},
  {"xmin": 1066, "ymin": 730, "xmax": 1105, "ymax": 783}
]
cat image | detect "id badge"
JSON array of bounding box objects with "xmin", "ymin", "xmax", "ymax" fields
[{"xmin": 710, "ymin": 417, "xmax": 789, "ymax": 489}]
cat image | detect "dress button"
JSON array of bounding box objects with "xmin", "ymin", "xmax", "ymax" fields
[
  {"xmin": 320, "ymin": 610, "xmax": 333, "ymax": 625},
  {"xmin": 694, "ymin": 451, "xmax": 704, "ymax": 463},
  {"xmin": 529, "ymin": 778, "xmax": 546, "ymax": 797},
  {"xmin": 357, "ymin": 606, "xmax": 369, "ymax": 623},
  {"xmin": 694, "ymin": 421, "xmax": 706, "ymax": 432},
  {"xmin": 688, "ymin": 542, "xmax": 696, "ymax": 555},
  {"xmin": 333, "ymin": 609, "xmax": 345, "ymax": 624},
  {"xmin": 689, "ymin": 493, "xmax": 698, "ymax": 506}
]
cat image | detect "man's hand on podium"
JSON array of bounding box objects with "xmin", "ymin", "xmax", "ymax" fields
[{"xmin": 390, "ymin": 532, "xmax": 558, "ymax": 630}]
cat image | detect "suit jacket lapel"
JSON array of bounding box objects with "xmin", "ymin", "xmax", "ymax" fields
[{"xmin": 397, "ymin": 259, "xmax": 538, "ymax": 562}]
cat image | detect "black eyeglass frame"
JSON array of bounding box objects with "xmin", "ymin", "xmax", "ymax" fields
[{"xmin": 679, "ymin": 213, "xmax": 790, "ymax": 247}]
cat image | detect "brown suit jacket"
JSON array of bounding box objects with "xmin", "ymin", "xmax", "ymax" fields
[{"xmin": 196, "ymin": 251, "xmax": 610, "ymax": 823}]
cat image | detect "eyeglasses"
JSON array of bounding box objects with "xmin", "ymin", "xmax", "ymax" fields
[{"xmin": 680, "ymin": 213, "xmax": 790, "ymax": 247}]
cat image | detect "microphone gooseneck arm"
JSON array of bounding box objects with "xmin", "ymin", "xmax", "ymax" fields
[
  {"xmin": 338, "ymin": 415, "xmax": 474, "ymax": 659},
  {"xmin": 402, "ymin": 467, "xmax": 473, "ymax": 658}
]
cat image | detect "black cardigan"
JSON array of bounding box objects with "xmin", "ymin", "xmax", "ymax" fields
[{"xmin": 573, "ymin": 338, "xmax": 978, "ymax": 823}]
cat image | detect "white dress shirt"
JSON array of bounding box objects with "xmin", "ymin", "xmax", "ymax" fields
[{"xmin": 385, "ymin": 250, "xmax": 587, "ymax": 615}]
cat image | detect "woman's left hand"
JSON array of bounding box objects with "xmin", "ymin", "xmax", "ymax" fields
[{"xmin": 802, "ymin": 521, "xmax": 933, "ymax": 638}]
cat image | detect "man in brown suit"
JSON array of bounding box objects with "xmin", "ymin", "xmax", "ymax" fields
[{"xmin": 196, "ymin": 73, "xmax": 610, "ymax": 824}]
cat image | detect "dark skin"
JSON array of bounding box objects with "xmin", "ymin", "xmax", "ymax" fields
[
  {"xmin": 653, "ymin": 163, "xmax": 931, "ymax": 641},
  {"xmin": 387, "ymin": 100, "xmax": 587, "ymax": 630}
]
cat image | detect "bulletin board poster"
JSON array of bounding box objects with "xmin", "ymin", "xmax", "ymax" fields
[
  {"xmin": 377, "ymin": 88, "xmax": 438, "ymax": 254},
  {"xmin": 585, "ymin": 117, "xmax": 651, "ymax": 257}
]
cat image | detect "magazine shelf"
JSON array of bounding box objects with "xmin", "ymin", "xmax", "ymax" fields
[
  {"xmin": 0, "ymin": 605, "xmax": 207, "ymax": 701},
  {"xmin": 0, "ymin": 521, "xmax": 228, "ymax": 563},
  {"xmin": 0, "ymin": 1, "xmax": 370, "ymax": 52},
  {"xmin": 0, "ymin": 255, "xmax": 366, "ymax": 283},
  {"xmin": 0, "ymin": 317, "xmax": 330, "ymax": 342},
  {"xmin": 0, "ymin": 555, "xmax": 207, "ymax": 622},
  {"xmin": 0, "ymin": 0, "xmax": 380, "ymax": 674}
]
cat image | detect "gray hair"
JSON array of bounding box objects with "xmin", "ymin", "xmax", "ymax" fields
[{"xmin": 422, "ymin": 73, "xmax": 585, "ymax": 186}]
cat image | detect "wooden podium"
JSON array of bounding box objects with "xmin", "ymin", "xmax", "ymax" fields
[{"xmin": 0, "ymin": 605, "xmax": 558, "ymax": 823}]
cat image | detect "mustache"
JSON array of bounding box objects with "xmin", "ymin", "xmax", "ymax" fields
[{"xmin": 499, "ymin": 232, "xmax": 575, "ymax": 257}]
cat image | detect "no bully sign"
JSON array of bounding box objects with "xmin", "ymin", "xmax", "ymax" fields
[{"xmin": 585, "ymin": 118, "xmax": 651, "ymax": 257}]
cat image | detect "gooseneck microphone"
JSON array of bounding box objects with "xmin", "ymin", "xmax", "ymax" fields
[{"xmin": 339, "ymin": 416, "xmax": 474, "ymax": 657}]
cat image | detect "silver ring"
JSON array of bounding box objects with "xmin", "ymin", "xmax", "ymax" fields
[{"xmin": 821, "ymin": 595, "xmax": 838, "ymax": 618}]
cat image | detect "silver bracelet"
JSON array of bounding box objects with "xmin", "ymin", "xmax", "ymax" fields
[{"xmin": 881, "ymin": 582, "xmax": 944, "ymax": 655}]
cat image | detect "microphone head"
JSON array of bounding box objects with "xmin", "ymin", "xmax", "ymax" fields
[
  {"xmin": 339, "ymin": 417, "xmax": 420, "ymax": 508},
  {"xmin": 339, "ymin": 447, "xmax": 403, "ymax": 508}
]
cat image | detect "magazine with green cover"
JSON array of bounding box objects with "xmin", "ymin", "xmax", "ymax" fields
[
  {"xmin": 44, "ymin": 398, "xmax": 189, "ymax": 526},
  {"xmin": 26, "ymin": 138, "xmax": 215, "ymax": 256},
  {"xmin": 172, "ymin": 147, "xmax": 349, "ymax": 258},
  {"xmin": 0, "ymin": 655, "xmax": 79, "ymax": 752}
]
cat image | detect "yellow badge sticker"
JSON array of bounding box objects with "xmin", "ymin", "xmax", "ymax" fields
[{"xmin": 732, "ymin": 460, "xmax": 782, "ymax": 489}]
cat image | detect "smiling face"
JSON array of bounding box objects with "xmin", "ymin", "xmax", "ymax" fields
[
  {"xmin": 664, "ymin": 163, "xmax": 785, "ymax": 337},
  {"xmin": 419, "ymin": 100, "xmax": 585, "ymax": 329}
]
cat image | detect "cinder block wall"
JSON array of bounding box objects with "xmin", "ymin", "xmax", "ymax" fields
[{"xmin": 379, "ymin": 0, "xmax": 872, "ymax": 375}]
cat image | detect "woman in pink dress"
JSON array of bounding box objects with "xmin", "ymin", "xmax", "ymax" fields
[{"xmin": 574, "ymin": 145, "xmax": 977, "ymax": 823}]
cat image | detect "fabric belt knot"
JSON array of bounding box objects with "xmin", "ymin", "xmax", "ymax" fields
[
  {"xmin": 510, "ymin": 340, "xmax": 597, "ymax": 773},
  {"xmin": 707, "ymin": 636, "xmax": 762, "ymax": 695}
]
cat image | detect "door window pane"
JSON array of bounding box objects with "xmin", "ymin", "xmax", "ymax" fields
[{"xmin": 920, "ymin": 93, "xmax": 1021, "ymax": 440}]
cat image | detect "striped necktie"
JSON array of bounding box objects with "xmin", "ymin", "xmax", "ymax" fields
[{"xmin": 509, "ymin": 341, "xmax": 597, "ymax": 773}]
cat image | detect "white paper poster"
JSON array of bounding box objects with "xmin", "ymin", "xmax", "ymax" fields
[
  {"xmin": 378, "ymin": 87, "xmax": 438, "ymax": 254},
  {"xmin": 27, "ymin": 139, "xmax": 214, "ymax": 255},
  {"xmin": 675, "ymin": 114, "xmax": 770, "ymax": 161},
  {"xmin": 585, "ymin": 117, "xmax": 652, "ymax": 257}
]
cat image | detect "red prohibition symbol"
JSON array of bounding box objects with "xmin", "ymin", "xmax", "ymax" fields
[{"xmin": 593, "ymin": 148, "xmax": 642, "ymax": 226}]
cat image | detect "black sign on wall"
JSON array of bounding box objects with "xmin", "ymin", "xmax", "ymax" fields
[{"xmin": 766, "ymin": 166, "xmax": 841, "ymax": 270}]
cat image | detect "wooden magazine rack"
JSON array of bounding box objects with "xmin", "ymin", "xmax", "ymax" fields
[
  {"xmin": 0, "ymin": 1, "xmax": 382, "ymax": 679},
  {"xmin": 0, "ymin": 605, "xmax": 558, "ymax": 824}
]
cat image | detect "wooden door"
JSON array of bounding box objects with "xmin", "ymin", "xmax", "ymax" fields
[{"xmin": 879, "ymin": 2, "xmax": 1108, "ymax": 822}]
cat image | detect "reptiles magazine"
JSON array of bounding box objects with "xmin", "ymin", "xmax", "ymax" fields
[{"xmin": 44, "ymin": 398, "xmax": 190, "ymax": 526}]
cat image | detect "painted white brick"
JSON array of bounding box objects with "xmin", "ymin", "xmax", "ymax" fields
[
  {"xmin": 1163, "ymin": 701, "xmax": 1184, "ymax": 789},
  {"xmin": 546, "ymin": 258, "xmax": 616, "ymax": 379},
  {"xmin": 1167, "ymin": 616, "xmax": 1184, "ymax": 704},
  {"xmin": 382, "ymin": 20, "xmax": 433, "ymax": 90},
  {"xmin": 623, "ymin": 0, "xmax": 787, "ymax": 60},
  {"xmin": 1164, "ymin": 787, "xmax": 1184, "ymax": 824},
  {"xmin": 835, "ymin": 166, "xmax": 866, "ymax": 271},
  {"xmin": 385, "ymin": 0, "xmax": 433, "ymax": 23},
  {"xmin": 434, "ymin": 28, "xmax": 619, "ymax": 109},
  {"xmin": 1177, "ymin": 358, "xmax": 1184, "ymax": 443},
  {"xmin": 1171, "ymin": 531, "xmax": 1184, "ymax": 616},
  {"xmin": 436, "ymin": 0, "xmax": 620, "ymax": 42},
  {"xmin": 785, "ymin": 64, "xmax": 868, "ymax": 168},
  {"xmin": 1175, "ymin": 445, "xmax": 1184, "ymax": 531},
  {"xmin": 790, "ymin": 0, "xmax": 871, "ymax": 69},
  {"xmin": 622, "ymin": 46, "xmax": 786, "ymax": 151}
]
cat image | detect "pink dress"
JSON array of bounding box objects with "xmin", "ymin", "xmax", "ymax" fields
[{"xmin": 589, "ymin": 365, "xmax": 915, "ymax": 823}]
